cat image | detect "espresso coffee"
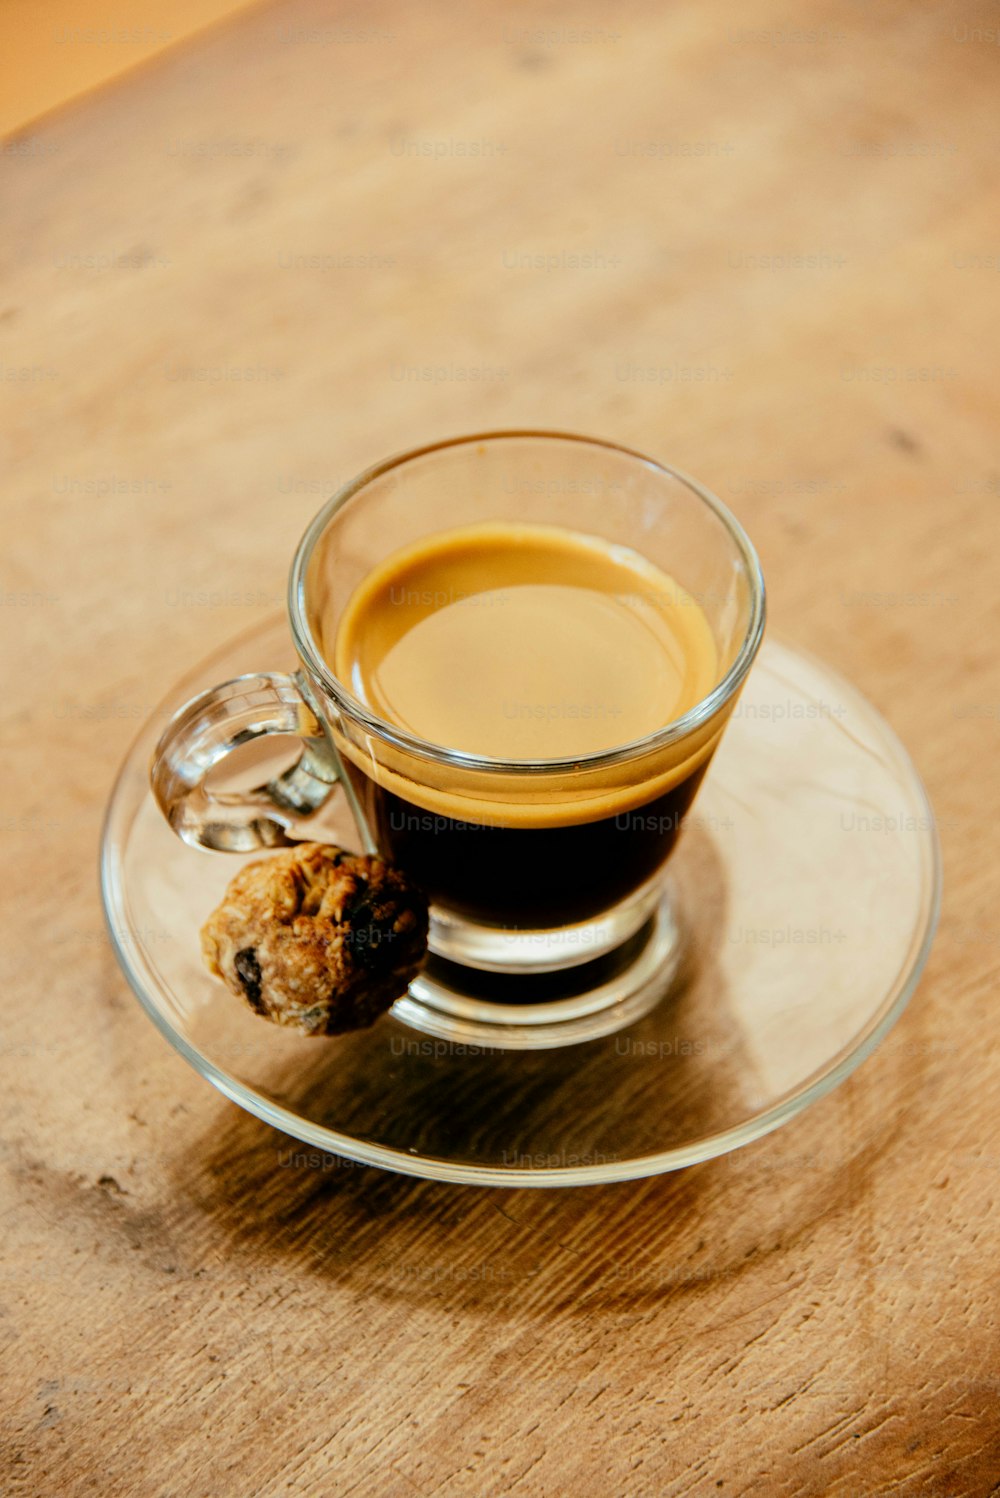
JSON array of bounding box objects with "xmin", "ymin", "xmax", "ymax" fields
[{"xmin": 331, "ymin": 523, "xmax": 722, "ymax": 927}]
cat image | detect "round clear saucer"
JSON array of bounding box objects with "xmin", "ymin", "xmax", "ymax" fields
[{"xmin": 100, "ymin": 617, "xmax": 940, "ymax": 1187}]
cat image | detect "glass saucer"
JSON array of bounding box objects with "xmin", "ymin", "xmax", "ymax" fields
[{"xmin": 100, "ymin": 616, "xmax": 940, "ymax": 1187}]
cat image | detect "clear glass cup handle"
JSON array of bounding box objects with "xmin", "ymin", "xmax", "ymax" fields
[{"xmin": 150, "ymin": 670, "xmax": 342, "ymax": 852}]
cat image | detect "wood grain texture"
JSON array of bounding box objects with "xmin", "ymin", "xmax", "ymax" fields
[{"xmin": 2, "ymin": 0, "xmax": 999, "ymax": 1492}]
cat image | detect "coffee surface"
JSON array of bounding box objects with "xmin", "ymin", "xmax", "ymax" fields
[{"xmin": 333, "ymin": 523, "xmax": 718, "ymax": 760}]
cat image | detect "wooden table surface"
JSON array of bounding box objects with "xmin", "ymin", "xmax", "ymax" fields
[{"xmin": 3, "ymin": 1, "xmax": 999, "ymax": 1493}]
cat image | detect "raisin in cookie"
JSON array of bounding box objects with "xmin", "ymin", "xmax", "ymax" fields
[{"xmin": 200, "ymin": 843, "xmax": 428, "ymax": 1035}]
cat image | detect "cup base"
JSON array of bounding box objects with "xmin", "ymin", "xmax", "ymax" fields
[
  {"xmin": 391, "ymin": 882, "xmax": 682, "ymax": 1050},
  {"xmin": 426, "ymin": 876, "xmax": 664, "ymax": 974}
]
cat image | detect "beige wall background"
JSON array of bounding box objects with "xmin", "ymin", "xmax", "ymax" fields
[{"xmin": 0, "ymin": 0, "xmax": 255, "ymax": 136}]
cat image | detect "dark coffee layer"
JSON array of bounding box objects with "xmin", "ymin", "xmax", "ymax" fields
[{"xmin": 344, "ymin": 758, "xmax": 710, "ymax": 927}]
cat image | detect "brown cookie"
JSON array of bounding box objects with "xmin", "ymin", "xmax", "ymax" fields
[{"xmin": 200, "ymin": 843, "xmax": 428, "ymax": 1035}]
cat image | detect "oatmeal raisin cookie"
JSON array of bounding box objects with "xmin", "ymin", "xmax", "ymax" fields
[{"xmin": 200, "ymin": 843, "xmax": 428, "ymax": 1035}]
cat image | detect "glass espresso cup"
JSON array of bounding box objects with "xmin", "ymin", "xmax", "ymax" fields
[{"xmin": 152, "ymin": 432, "xmax": 765, "ymax": 1031}]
